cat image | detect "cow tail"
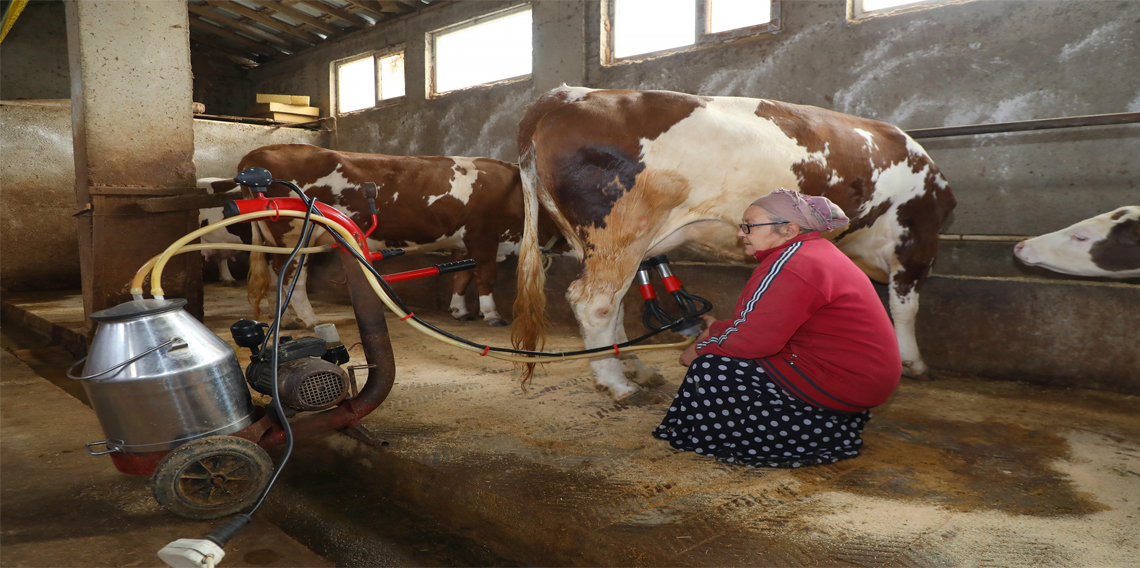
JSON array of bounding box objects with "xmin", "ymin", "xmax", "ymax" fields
[
  {"xmin": 511, "ymin": 151, "xmax": 548, "ymax": 387},
  {"xmin": 247, "ymin": 219, "xmax": 270, "ymax": 321}
]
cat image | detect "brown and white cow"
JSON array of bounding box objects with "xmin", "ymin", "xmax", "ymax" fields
[
  {"xmin": 512, "ymin": 86, "xmax": 956, "ymax": 401},
  {"xmin": 197, "ymin": 178, "xmax": 253, "ymax": 286},
  {"xmin": 224, "ymin": 144, "xmax": 563, "ymax": 328},
  {"xmin": 1015, "ymin": 206, "xmax": 1140, "ymax": 278}
]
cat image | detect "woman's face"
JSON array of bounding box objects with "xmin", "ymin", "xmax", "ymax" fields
[{"xmin": 739, "ymin": 206, "xmax": 793, "ymax": 255}]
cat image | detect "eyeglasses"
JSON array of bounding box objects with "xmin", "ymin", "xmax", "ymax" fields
[{"xmin": 738, "ymin": 222, "xmax": 788, "ymax": 234}]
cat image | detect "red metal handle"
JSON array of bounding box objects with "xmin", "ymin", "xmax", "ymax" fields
[{"xmin": 231, "ymin": 197, "xmax": 368, "ymax": 246}]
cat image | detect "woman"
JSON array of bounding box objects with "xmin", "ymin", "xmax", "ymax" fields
[{"xmin": 654, "ymin": 189, "xmax": 901, "ymax": 468}]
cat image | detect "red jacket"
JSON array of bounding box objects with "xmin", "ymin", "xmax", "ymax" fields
[{"xmin": 695, "ymin": 233, "xmax": 901, "ymax": 413}]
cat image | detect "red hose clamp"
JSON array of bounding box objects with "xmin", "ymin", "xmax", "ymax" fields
[
  {"xmin": 613, "ymin": 344, "xmax": 620, "ymax": 355},
  {"xmin": 481, "ymin": 345, "xmax": 490, "ymax": 356},
  {"xmin": 400, "ymin": 312, "xmax": 414, "ymax": 321},
  {"xmin": 265, "ymin": 200, "xmax": 280, "ymax": 222}
]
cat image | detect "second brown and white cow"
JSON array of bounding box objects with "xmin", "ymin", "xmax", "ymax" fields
[
  {"xmin": 512, "ymin": 87, "xmax": 957, "ymax": 401},
  {"xmin": 223, "ymin": 144, "xmax": 563, "ymax": 328},
  {"xmin": 1015, "ymin": 206, "xmax": 1140, "ymax": 278}
]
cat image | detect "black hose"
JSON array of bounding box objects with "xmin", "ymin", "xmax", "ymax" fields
[{"xmin": 325, "ymin": 230, "xmax": 689, "ymax": 357}]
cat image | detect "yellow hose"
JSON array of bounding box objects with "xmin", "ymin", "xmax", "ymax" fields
[
  {"xmin": 146, "ymin": 211, "xmax": 694, "ymax": 363},
  {"xmin": 131, "ymin": 243, "xmax": 333, "ymax": 298}
]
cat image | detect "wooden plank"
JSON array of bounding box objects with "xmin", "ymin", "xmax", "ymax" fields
[
  {"xmin": 189, "ymin": 35, "xmax": 262, "ymax": 65},
  {"xmin": 252, "ymin": 0, "xmax": 341, "ymax": 35},
  {"xmin": 206, "ymin": 0, "xmax": 320, "ymax": 43},
  {"xmin": 188, "ymin": 3, "xmax": 292, "ymax": 48},
  {"xmin": 188, "ymin": 17, "xmax": 278, "ymax": 57},
  {"xmin": 342, "ymin": 0, "xmax": 399, "ymax": 17},
  {"xmin": 138, "ymin": 190, "xmax": 243, "ymax": 213},
  {"xmin": 248, "ymin": 102, "xmax": 319, "ymax": 116},
  {"xmin": 299, "ymin": 0, "xmax": 372, "ymax": 26}
]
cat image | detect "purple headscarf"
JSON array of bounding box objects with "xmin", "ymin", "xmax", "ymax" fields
[{"xmin": 751, "ymin": 189, "xmax": 850, "ymax": 232}]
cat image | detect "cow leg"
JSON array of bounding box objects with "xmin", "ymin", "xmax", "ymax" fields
[
  {"xmin": 614, "ymin": 305, "xmax": 664, "ymax": 387},
  {"xmin": 218, "ymin": 259, "xmax": 238, "ymax": 286},
  {"xmin": 567, "ymin": 278, "xmax": 641, "ymax": 401},
  {"xmin": 469, "ymin": 242, "xmax": 507, "ymax": 327},
  {"xmin": 889, "ymin": 264, "xmax": 928, "ymax": 378},
  {"xmin": 269, "ymin": 258, "xmax": 314, "ymax": 330},
  {"xmin": 449, "ymin": 250, "xmax": 474, "ymax": 320},
  {"xmin": 285, "ymin": 259, "xmax": 321, "ymax": 329}
]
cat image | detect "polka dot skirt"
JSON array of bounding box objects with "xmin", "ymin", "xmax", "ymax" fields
[{"xmin": 653, "ymin": 354, "xmax": 870, "ymax": 468}]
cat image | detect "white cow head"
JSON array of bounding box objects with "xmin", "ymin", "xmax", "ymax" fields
[{"xmin": 1015, "ymin": 206, "xmax": 1140, "ymax": 278}]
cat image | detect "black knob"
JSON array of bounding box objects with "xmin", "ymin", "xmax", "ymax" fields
[
  {"xmin": 234, "ymin": 167, "xmax": 272, "ymax": 193},
  {"xmin": 230, "ymin": 319, "xmax": 268, "ymax": 351}
]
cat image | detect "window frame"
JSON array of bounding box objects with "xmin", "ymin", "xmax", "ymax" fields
[
  {"xmin": 426, "ymin": 4, "xmax": 534, "ymax": 98},
  {"xmin": 604, "ymin": 0, "xmax": 781, "ymax": 64},
  {"xmin": 332, "ymin": 44, "xmax": 406, "ymax": 116},
  {"xmin": 850, "ymin": 0, "xmax": 945, "ymax": 19}
]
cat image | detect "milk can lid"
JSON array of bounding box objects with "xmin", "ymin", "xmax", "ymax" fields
[{"xmin": 89, "ymin": 299, "xmax": 189, "ymax": 322}]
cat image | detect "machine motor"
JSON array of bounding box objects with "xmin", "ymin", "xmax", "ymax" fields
[{"xmin": 231, "ymin": 320, "xmax": 351, "ymax": 412}]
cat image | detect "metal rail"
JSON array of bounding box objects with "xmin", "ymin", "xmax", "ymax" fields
[{"xmin": 906, "ymin": 111, "xmax": 1140, "ymax": 139}]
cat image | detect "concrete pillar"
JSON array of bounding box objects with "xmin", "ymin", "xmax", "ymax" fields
[
  {"xmin": 532, "ymin": 1, "xmax": 588, "ymax": 92},
  {"xmin": 65, "ymin": 0, "xmax": 203, "ymax": 325}
]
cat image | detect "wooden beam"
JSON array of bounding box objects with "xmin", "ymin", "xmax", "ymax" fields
[
  {"xmin": 189, "ymin": 34, "xmax": 261, "ymax": 65},
  {"xmin": 379, "ymin": 1, "xmax": 416, "ymax": 14},
  {"xmin": 188, "ymin": 17, "xmax": 277, "ymax": 57},
  {"xmin": 299, "ymin": 0, "xmax": 372, "ymax": 27},
  {"xmin": 257, "ymin": 0, "xmax": 341, "ymax": 35},
  {"xmin": 206, "ymin": 0, "xmax": 320, "ymax": 43},
  {"xmin": 188, "ymin": 3, "xmax": 292, "ymax": 49},
  {"xmin": 342, "ymin": 0, "xmax": 394, "ymax": 17}
]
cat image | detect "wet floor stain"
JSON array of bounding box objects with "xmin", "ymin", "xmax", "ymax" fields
[{"xmin": 835, "ymin": 416, "xmax": 1108, "ymax": 516}]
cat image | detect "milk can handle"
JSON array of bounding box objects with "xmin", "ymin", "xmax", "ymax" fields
[
  {"xmin": 85, "ymin": 440, "xmax": 122, "ymax": 455},
  {"xmin": 66, "ymin": 337, "xmax": 186, "ymax": 381}
]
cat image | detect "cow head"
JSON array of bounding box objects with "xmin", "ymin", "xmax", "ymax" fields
[{"xmin": 1014, "ymin": 206, "xmax": 1140, "ymax": 278}]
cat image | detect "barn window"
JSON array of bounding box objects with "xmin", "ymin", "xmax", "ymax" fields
[
  {"xmin": 334, "ymin": 49, "xmax": 405, "ymax": 115},
  {"xmin": 430, "ymin": 7, "xmax": 533, "ymax": 95},
  {"xmin": 608, "ymin": 0, "xmax": 778, "ymax": 62},
  {"xmin": 853, "ymin": 0, "xmax": 936, "ymax": 18}
]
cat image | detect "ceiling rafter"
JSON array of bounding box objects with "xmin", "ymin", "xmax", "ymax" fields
[
  {"xmin": 298, "ymin": 0, "xmax": 373, "ymax": 27},
  {"xmin": 249, "ymin": 0, "xmax": 341, "ymax": 35},
  {"xmin": 205, "ymin": 0, "xmax": 321, "ymax": 43},
  {"xmin": 188, "ymin": 3, "xmax": 293, "ymax": 50},
  {"xmin": 186, "ymin": 0, "xmax": 437, "ymax": 67}
]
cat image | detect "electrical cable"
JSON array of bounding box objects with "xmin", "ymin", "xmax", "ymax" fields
[{"xmin": 245, "ymin": 181, "xmax": 319, "ymax": 515}]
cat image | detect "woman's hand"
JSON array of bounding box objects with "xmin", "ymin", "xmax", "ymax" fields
[
  {"xmin": 679, "ymin": 342, "xmax": 699, "ymax": 367},
  {"xmin": 680, "ymin": 315, "xmax": 718, "ymax": 366}
]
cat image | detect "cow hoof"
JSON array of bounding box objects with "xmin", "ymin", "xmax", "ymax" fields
[
  {"xmin": 905, "ymin": 369, "xmax": 936, "ymax": 382},
  {"xmin": 902, "ymin": 361, "xmax": 930, "ymax": 379},
  {"xmin": 282, "ymin": 319, "xmax": 307, "ymax": 330},
  {"xmin": 628, "ymin": 370, "xmax": 666, "ymax": 388},
  {"xmin": 221, "ymin": 280, "xmax": 240, "ymax": 287},
  {"xmin": 450, "ymin": 312, "xmax": 472, "ymax": 321},
  {"xmin": 486, "ymin": 319, "xmax": 509, "ymax": 327}
]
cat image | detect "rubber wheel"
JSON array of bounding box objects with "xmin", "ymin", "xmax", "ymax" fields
[{"xmin": 153, "ymin": 436, "xmax": 273, "ymax": 520}]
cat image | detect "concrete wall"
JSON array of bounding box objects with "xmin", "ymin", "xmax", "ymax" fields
[
  {"xmin": 0, "ymin": 103, "xmax": 325, "ymax": 291},
  {"xmin": 247, "ymin": 0, "xmax": 1138, "ymax": 237},
  {"xmin": 0, "ymin": 0, "xmax": 70, "ymax": 101}
]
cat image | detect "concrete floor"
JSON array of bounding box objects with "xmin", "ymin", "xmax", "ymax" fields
[
  {"xmin": 0, "ymin": 339, "xmax": 329, "ymax": 567},
  {"xmin": 3, "ymin": 284, "xmax": 1139, "ymax": 567}
]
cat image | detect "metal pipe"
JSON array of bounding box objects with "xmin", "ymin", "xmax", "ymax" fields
[{"xmin": 907, "ymin": 112, "xmax": 1140, "ymax": 139}]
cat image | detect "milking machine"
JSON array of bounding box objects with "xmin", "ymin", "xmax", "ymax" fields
[{"xmin": 69, "ymin": 167, "xmax": 711, "ymax": 567}]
